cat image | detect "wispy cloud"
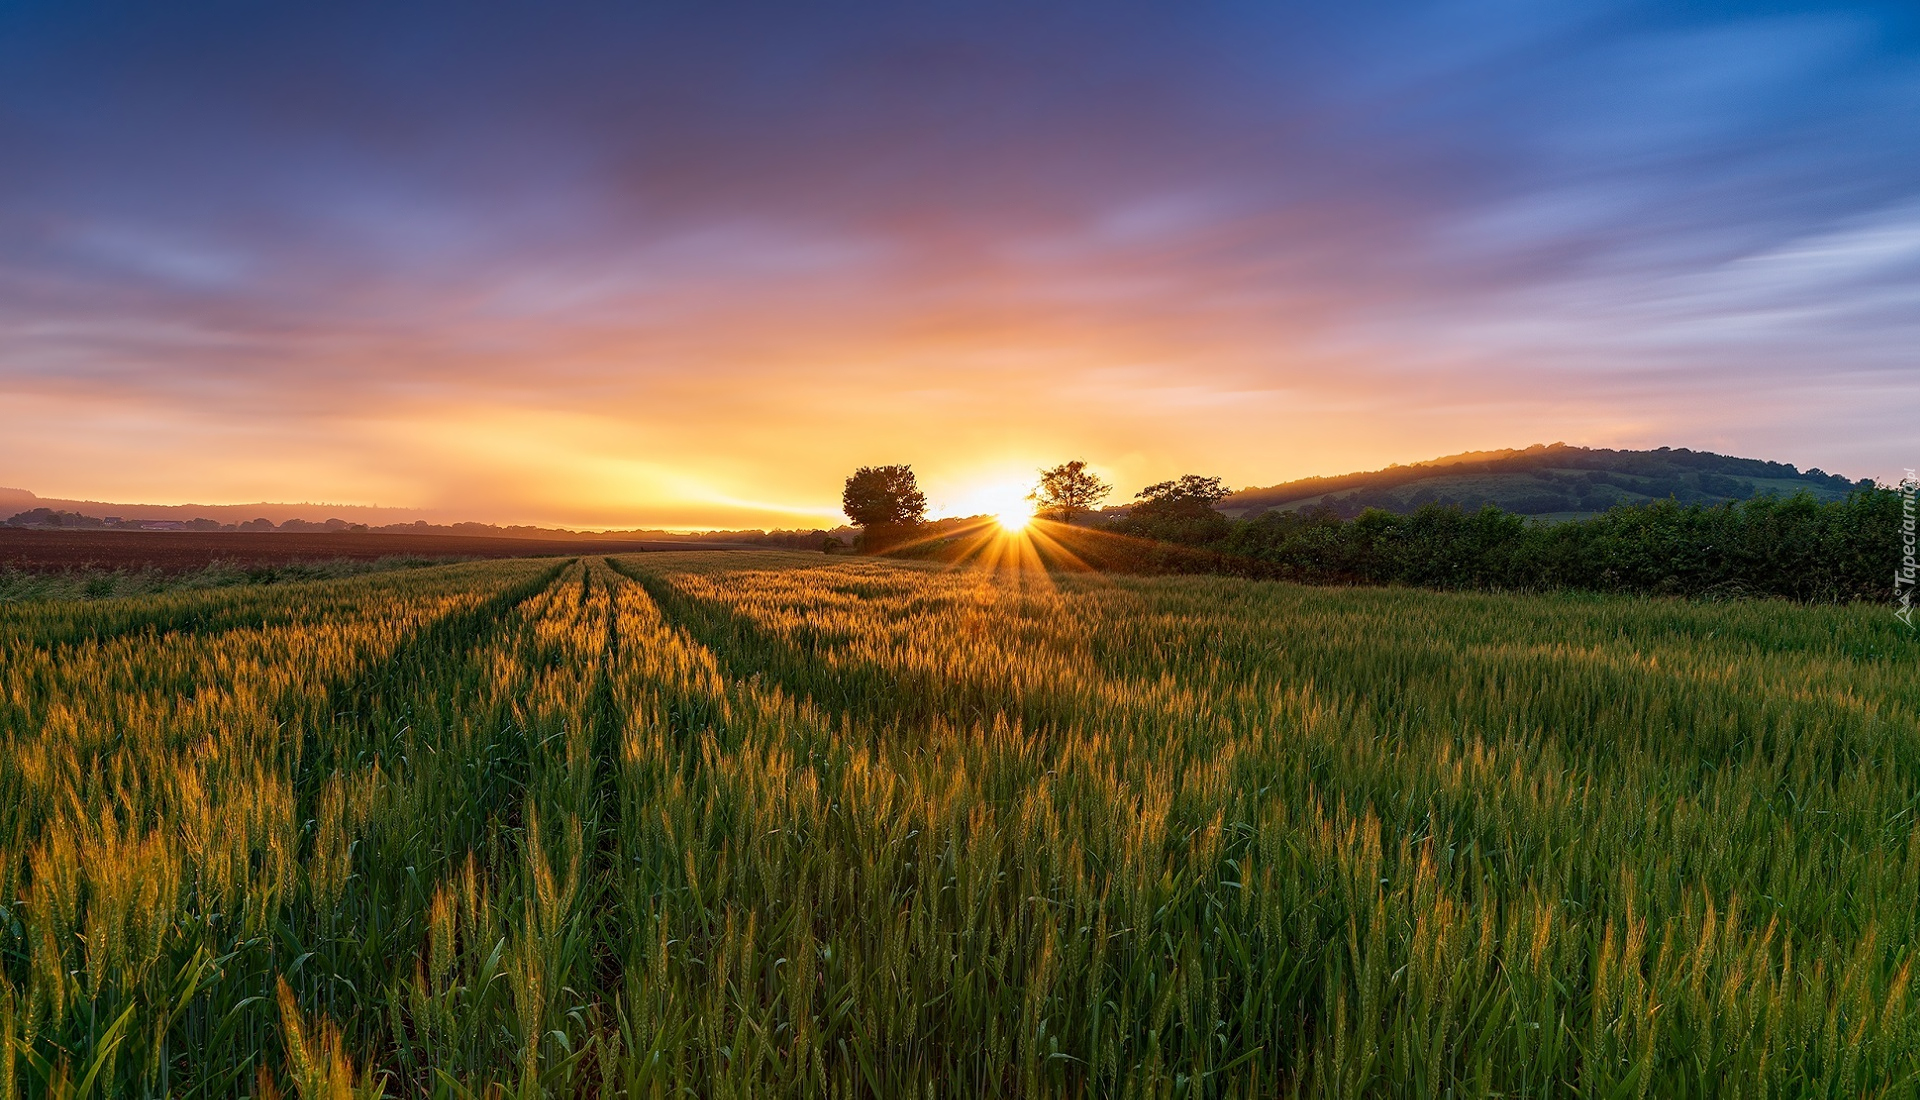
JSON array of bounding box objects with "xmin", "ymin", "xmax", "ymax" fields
[{"xmin": 1, "ymin": 2, "xmax": 1915, "ymax": 522}]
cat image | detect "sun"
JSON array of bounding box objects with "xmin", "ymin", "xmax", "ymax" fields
[{"xmin": 950, "ymin": 478, "xmax": 1037, "ymax": 533}]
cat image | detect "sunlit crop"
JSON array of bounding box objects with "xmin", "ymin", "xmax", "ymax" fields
[{"xmin": 1, "ymin": 551, "xmax": 1915, "ymax": 1096}]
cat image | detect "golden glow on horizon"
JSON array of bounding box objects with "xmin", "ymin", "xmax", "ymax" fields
[
  {"xmin": 961, "ymin": 481, "xmax": 1037, "ymax": 533},
  {"xmin": 5, "ymin": 371, "xmax": 1684, "ymax": 531}
]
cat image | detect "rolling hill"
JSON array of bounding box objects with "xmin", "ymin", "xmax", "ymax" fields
[
  {"xmin": 1217, "ymin": 443, "xmax": 1871, "ymax": 521},
  {"xmin": 0, "ymin": 486, "xmax": 428, "ymax": 528}
]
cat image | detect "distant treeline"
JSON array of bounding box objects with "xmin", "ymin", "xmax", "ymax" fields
[
  {"xmin": 5, "ymin": 509, "xmax": 381, "ymax": 533},
  {"xmin": 4, "ymin": 508, "xmax": 851, "ymax": 548},
  {"xmin": 1092, "ymin": 489, "xmax": 1903, "ymax": 603},
  {"xmin": 371, "ymin": 522, "xmax": 848, "ymax": 549}
]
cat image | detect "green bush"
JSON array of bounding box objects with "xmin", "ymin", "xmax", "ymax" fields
[{"xmin": 1154, "ymin": 489, "xmax": 1904, "ymax": 602}]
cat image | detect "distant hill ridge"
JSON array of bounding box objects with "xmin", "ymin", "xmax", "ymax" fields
[
  {"xmin": 1, "ymin": 486, "xmax": 850, "ymax": 546},
  {"xmin": 0, "ymin": 486, "xmax": 426, "ymax": 527},
  {"xmin": 1218, "ymin": 443, "xmax": 1870, "ymax": 521}
]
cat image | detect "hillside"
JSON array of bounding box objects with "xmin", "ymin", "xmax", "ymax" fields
[{"xmin": 1218, "ymin": 443, "xmax": 1871, "ymax": 520}]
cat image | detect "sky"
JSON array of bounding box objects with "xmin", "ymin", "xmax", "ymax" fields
[{"xmin": 2, "ymin": 1, "xmax": 1916, "ymax": 528}]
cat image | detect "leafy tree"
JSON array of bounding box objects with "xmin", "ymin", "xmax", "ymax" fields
[
  {"xmin": 1032, "ymin": 461, "xmax": 1111, "ymax": 526},
  {"xmin": 1135, "ymin": 475, "xmax": 1230, "ymax": 513},
  {"xmin": 1107, "ymin": 475, "xmax": 1232, "ymax": 545},
  {"xmin": 842, "ymin": 465, "xmax": 928, "ymax": 530}
]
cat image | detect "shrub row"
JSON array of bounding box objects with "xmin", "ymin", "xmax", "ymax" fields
[{"xmin": 1098, "ymin": 489, "xmax": 1905, "ymax": 603}]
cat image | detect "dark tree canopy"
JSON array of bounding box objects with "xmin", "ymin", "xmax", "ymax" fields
[
  {"xmin": 1032, "ymin": 461, "xmax": 1111, "ymax": 525},
  {"xmin": 1106, "ymin": 474, "xmax": 1232, "ymax": 545},
  {"xmin": 1133, "ymin": 475, "xmax": 1231, "ymax": 517},
  {"xmin": 842, "ymin": 465, "xmax": 928, "ymax": 528}
]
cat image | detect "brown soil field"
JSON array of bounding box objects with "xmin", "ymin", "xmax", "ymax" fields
[{"xmin": 0, "ymin": 529, "xmax": 758, "ymax": 572}]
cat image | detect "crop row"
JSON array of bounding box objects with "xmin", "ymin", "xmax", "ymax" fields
[{"xmin": 0, "ymin": 552, "xmax": 1914, "ymax": 1096}]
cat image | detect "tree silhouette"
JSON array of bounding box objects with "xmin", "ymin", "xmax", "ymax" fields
[
  {"xmin": 842, "ymin": 465, "xmax": 929, "ymax": 533},
  {"xmin": 1032, "ymin": 460, "xmax": 1111, "ymax": 525},
  {"xmin": 1134, "ymin": 475, "xmax": 1230, "ymax": 513},
  {"xmin": 1114, "ymin": 474, "xmax": 1233, "ymax": 544}
]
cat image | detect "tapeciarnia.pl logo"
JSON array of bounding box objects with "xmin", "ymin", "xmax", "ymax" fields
[{"xmin": 1898, "ymin": 469, "xmax": 1916, "ymax": 628}]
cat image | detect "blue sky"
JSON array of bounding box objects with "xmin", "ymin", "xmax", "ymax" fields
[{"xmin": 1, "ymin": 2, "xmax": 1915, "ymax": 524}]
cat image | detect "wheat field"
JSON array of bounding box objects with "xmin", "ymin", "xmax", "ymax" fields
[{"xmin": 2, "ymin": 551, "xmax": 1915, "ymax": 1097}]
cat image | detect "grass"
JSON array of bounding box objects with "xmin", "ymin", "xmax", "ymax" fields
[{"xmin": 0, "ymin": 550, "xmax": 1915, "ymax": 1096}]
